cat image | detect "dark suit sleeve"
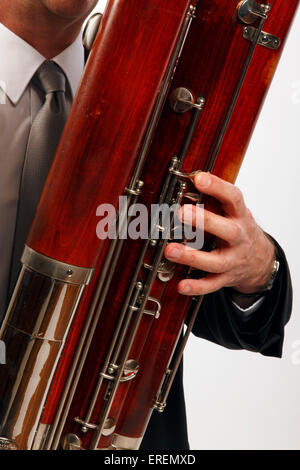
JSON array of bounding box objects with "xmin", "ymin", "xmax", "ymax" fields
[{"xmin": 191, "ymin": 239, "xmax": 292, "ymax": 358}]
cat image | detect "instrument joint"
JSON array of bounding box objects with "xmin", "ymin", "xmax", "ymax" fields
[{"xmin": 21, "ymin": 246, "xmax": 94, "ymax": 285}]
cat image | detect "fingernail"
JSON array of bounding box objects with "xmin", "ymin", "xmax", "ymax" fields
[
  {"xmin": 179, "ymin": 205, "xmax": 194, "ymax": 224},
  {"xmin": 179, "ymin": 283, "xmax": 191, "ymax": 294},
  {"xmin": 166, "ymin": 246, "xmax": 181, "ymax": 260},
  {"xmin": 195, "ymin": 172, "xmax": 211, "ymax": 188}
]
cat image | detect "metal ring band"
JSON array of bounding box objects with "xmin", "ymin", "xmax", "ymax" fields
[{"xmin": 21, "ymin": 246, "xmax": 94, "ymax": 285}]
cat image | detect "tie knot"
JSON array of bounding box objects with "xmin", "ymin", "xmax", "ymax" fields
[{"xmin": 34, "ymin": 61, "xmax": 66, "ymax": 95}]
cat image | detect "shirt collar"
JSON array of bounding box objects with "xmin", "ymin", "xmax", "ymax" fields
[
  {"xmin": 52, "ymin": 33, "xmax": 84, "ymax": 100},
  {"xmin": 0, "ymin": 22, "xmax": 85, "ymax": 105}
]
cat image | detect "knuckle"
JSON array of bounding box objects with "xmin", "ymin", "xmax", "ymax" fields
[
  {"xmin": 248, "ymin": 210, "xmax": 257, "ymax": 231},
  {"xmin": 232, "ymin": 186, "xmax": 244, "ymax": 209},
  {"xmin": 229, "ymin": 222, "xmax": 242, "ymax": 242},
  {"xmin": 246, "ymin": 208, "xmax": 254, "ymax": 220}
]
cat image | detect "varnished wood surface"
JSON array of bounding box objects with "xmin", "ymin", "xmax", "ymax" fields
[
  {"xmin": 36, "ymin": 0, "xmax": 299, "ymax": 449},
  {"xmin": 115, "ymin": 0, "xmax": 299, "ymax": 441},
  {"xmin": 27, "ymin": 0, "xmax": 194, "ymax": 268}
]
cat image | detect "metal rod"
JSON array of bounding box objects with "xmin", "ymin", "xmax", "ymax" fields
[
  {"xmin": 46, "ymin": 8, "xmax": 198, "ymax": 449},
  {"xmin": 87, "ymin": 96, "xmax": 205, "ymax": 434},
  {"xmin": 206, "ymin": 16, "xmax": 266, "ymax": 173},
  {"xmin": 155, "ymin": 295, "xmax": 204, "ymax": 408},
  {"xmin": 46, "ymin": 195, "xmax": 136, "ymax": 449},
  {"xmin": 128, "ymin": 4, "xmax": 197, "ymax": 191},
  {"xmin": 84, "ymin": 282, "xmax": 144, "ymax": 438},
  {"xmin": 75, "ymin": 7, "xmax": 201, "ymax": 431},
  {"xmin": 155, "ymin": 8, "xmax": 270, "ymax": 410},
  {"xmin": 86, "ymin": 94, "xmax": 203, "ymax": 449},
  {"xmin": 89, "ymin": 283, "xmax": 146, "ymax": 449},
  {"xmin": 179, "ymin": 97, "xmax": 206, "ymax": 163}
]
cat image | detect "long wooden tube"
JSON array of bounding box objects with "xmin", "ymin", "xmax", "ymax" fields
[{"xmin": 0, "ymin": 0, "xmax": 298, "ymax": 451}]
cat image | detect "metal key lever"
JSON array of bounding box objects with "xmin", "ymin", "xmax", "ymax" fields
[
  {"xmin": 237, "ymin": 0, "xmax": 271, "ymax": 25},
  {"xmin": 144, "ymin": 297, "xmax": 162, "ymax": 319},
  {"xmin": 169, "ymin": 88, "xmax": 205, "ymax": 114}
]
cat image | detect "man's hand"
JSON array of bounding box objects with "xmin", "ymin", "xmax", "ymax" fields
[{"xmin": 164, "ymin": 172, "xmax": 276, "ymax": 296}]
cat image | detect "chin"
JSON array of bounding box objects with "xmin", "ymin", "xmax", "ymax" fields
[{"xmin": 42, "ymin": 0, "xmax": 99, "ymax": 19}]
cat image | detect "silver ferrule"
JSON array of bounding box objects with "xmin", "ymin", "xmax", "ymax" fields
[{"xmin": 22, "ymin": 246, "xmax": 94, "ymax": 285}]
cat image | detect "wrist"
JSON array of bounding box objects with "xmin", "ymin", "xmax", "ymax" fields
[
  {"xmin": 249, "ymin": 258, "xmax": 280, "ymax": 294},
  {"xmin": 233, "ymin": 233, "xmax": 278, "ymax": 295}
]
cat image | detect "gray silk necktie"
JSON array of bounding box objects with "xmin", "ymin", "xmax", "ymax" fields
[{"xmin": 9, "ymin": 60, "xmax": 68, "ymax": 295}]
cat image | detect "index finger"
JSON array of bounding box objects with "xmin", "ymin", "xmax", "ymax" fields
[{"xmin": 192, "ymin": 172, "xmax": 247, "ymax": 218}]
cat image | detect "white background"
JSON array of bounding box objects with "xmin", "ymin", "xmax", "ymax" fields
[{"xmin": 92, "ymin": 1, "xmax": 300, "ymax": 450}]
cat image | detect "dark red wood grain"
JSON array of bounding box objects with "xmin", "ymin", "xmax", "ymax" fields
[
  {"xmin": 37, "ymin": 0, "xmax": 299, "ymax": 450},
  {"xmin": 27, "ymin": 0, "xmax": 194, "ymax": 268},
  {"xmin": 115, "ymin": 0, "xmax": 299, "ymax": 441},
  {"xmin": 39, "ymin": 0, "xmax": 195, "ymax": 427}
]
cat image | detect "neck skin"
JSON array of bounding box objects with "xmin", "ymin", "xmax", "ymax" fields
[{"xmin": 0, "ymin": 1, "xmax": 88, "ymax": 59}]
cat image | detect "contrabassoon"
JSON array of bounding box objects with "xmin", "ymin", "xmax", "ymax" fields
[{"xmin": 0, "ymin": 0, "xmax": 298, "ymax": 450}]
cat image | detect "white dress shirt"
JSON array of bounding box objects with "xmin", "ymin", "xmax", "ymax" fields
[{"xmin": 0, "ymin": 21, "xmax": 85, "ymax": 318}]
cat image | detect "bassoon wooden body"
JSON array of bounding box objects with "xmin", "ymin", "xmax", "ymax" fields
[{"xmin": 0, "ymin": 0, "xmax": 298, "ymax": 450}]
